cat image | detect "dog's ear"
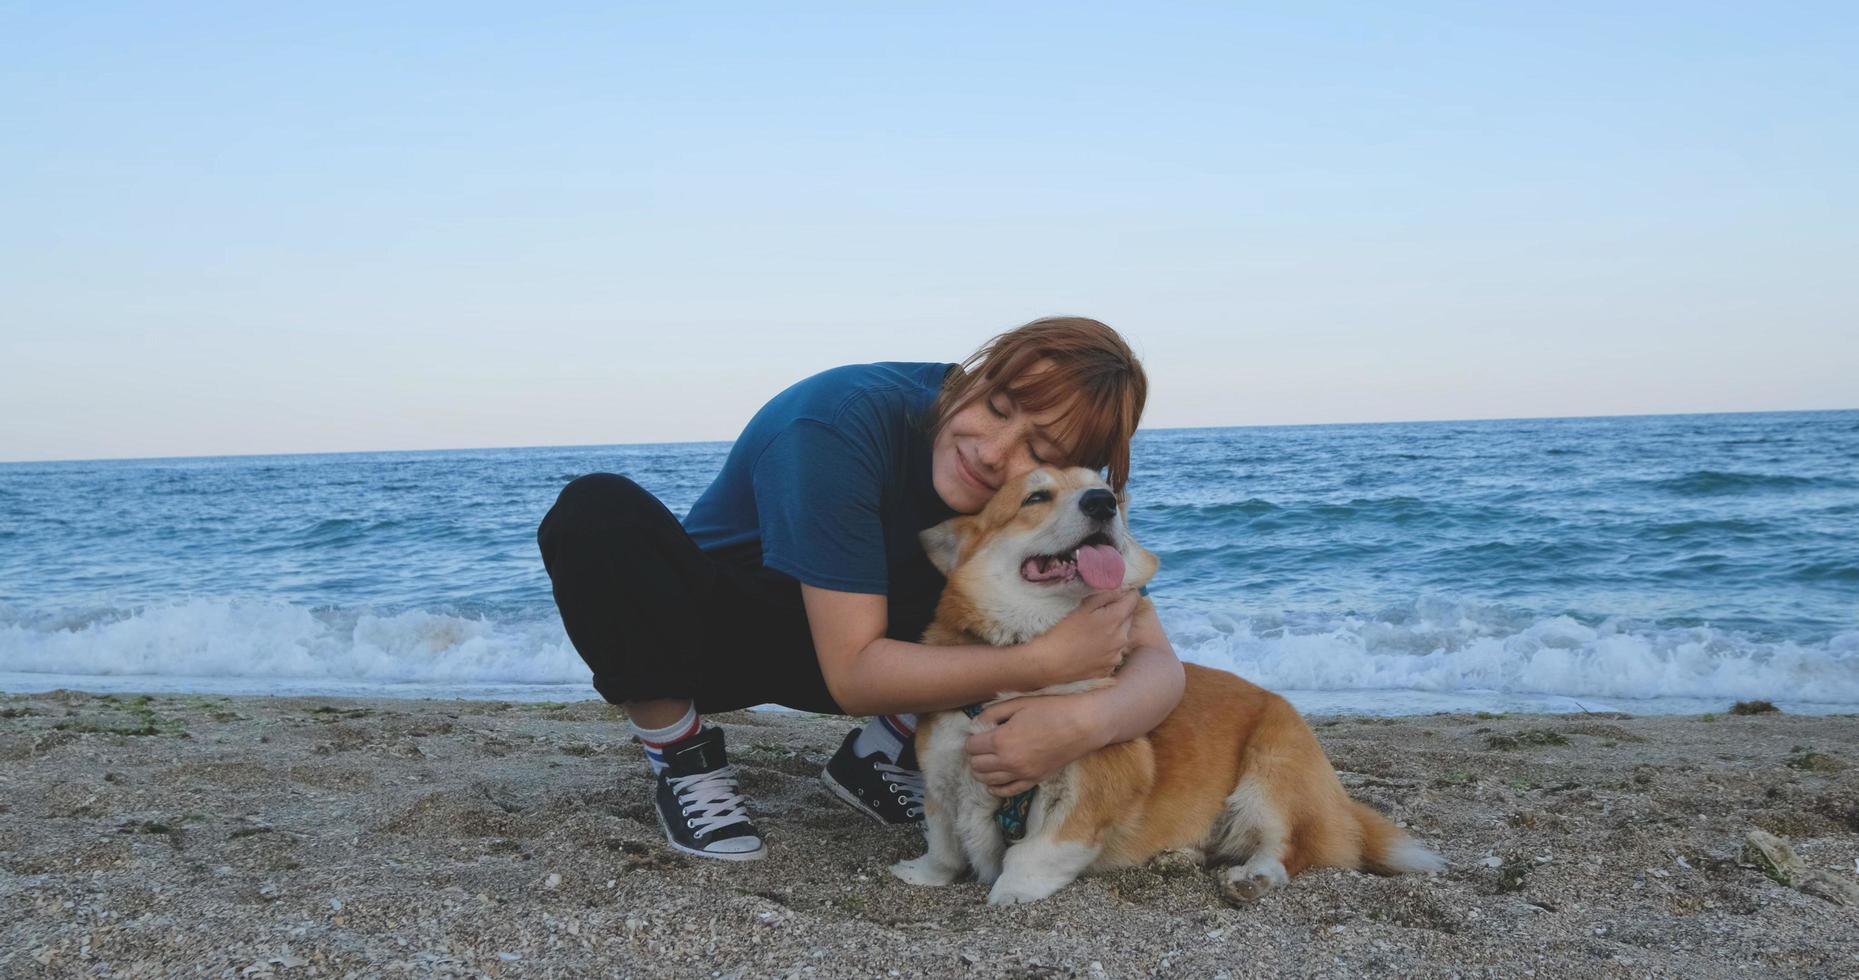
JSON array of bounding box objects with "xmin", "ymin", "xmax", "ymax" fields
[
  {"xmin": 1112, "ymin": 488, "xmax": 1158, "ymax": 587},
  {"xmin": 1126, "ymin": 542, "xmax": 1160, "ymax": 589},
  {"xmin": 919, "ymin": 516, "xmax": 976, "ymax": 575}
]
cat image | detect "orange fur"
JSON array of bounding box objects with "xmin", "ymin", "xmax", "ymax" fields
[{"xmin": 911, "ymin": 467, "xmax": 1442, "ymax": 902}]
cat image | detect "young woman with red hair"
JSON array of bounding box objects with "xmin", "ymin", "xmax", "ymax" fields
[{"xmin": 537, "ymin": 317, "xmax": 1183, "ymax": 859}]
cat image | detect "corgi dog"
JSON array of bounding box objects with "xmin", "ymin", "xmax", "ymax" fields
[{"xmin": 890, "ymin": 466, "xmax": 1445, "ymax": 905}]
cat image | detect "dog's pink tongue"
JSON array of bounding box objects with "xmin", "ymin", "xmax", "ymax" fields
[{"xmin": 1074, "ymin": 544, "xmax": 1125, "ymax": 590}]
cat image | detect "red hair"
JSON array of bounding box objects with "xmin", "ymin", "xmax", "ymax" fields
[{"xmin": 931, "ymin": 317, "xmax": 1148, "ymax": 491}]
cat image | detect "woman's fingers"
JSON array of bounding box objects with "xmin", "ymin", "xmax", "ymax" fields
[
  {"xmin": 1097, "ymin": 589, "xmax": 1141, "ymax": 625},
  {"xmin": 1085, "ymin": 588, "xmax": 1139, "ymax": 613},
  {"xmin": 974, "ymin": 766, "xmax": 1017, "ymax": 786},
  {"xmin": 968, "ymin": 753, "xmax": 1027, "ymax": 784}
]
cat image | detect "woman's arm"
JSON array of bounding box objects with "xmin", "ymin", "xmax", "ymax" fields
[
  {"xmin": 801, "ymin": 585, "xmax": 1140, "ymax": 716},
  {"xmin": 1075, "ymin": 600, "xmax": 1185, "ymax": 744},
  {"xmin": 964, "ymin": 600, "xmax": 1184, "ymax": 796}
]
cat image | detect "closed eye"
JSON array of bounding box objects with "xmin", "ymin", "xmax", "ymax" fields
[
  {"xmin": 994, "ymin": 392, "xmax": 1066, "ymax": 465},
  {"xmin": 1021, "ymin": 490, "xmax": 1051, "ymax": 506}
]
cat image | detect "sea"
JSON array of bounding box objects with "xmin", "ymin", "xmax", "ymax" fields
[{"xmin": 3, "ymin": 410, "xmax": 1856, "ymax": 716}]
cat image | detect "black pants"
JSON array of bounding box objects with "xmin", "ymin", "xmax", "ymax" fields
[{"xmin": 537, "ymin": 473, "xmax": 843, "ymax": 714}]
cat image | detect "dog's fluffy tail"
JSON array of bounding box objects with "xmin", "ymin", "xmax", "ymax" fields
[{"xmin": 1351, "ymin": 801, "xmax": 1446, "ymax": 875}]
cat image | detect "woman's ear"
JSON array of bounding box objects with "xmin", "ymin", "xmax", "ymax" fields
[{"xmin": 918, "ymin": 516, "xmax": 976, "ymax": 575}]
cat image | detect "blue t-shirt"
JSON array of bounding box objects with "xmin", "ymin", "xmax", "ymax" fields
[{"xmin": 682, "ymin": 362, "xmax": 959, "ymax": 639}]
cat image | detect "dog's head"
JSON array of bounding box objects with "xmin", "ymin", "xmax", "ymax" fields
[{"xmin": 919, "ymin": 467, "xmax": 1158, "ymax": 641}]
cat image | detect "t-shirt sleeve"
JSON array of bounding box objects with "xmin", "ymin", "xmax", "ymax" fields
[{"xmin": 751, "ymin": 419, "xmax": 890, "ymax": 594}]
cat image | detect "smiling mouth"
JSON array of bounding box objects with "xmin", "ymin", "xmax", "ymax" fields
[{"xmin": 1020, "ymin": 532, "xmax": 1124, "ymax": 590}]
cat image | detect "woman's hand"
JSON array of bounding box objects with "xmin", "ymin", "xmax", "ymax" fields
[
  {"xmin": 1022, "ymin": 588, "xmax": 1140, "ymax": 688},
  {"xmin": 963, "ymin": 693, "xmax": 1107, "ymax": 797},
  {"xmin": 967, "ymin": 604, "xmax": 1184, "ymax": 798}
]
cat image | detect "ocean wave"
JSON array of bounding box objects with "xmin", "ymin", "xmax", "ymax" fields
[
  {"xmin": 1788, "ymin": 560, "xmax": 1859, "ymax": 583},
  {"xmin": 2, "ymin": 596, "xmax": 1855, "ymax": 710},
  {"xmin": 297, "ymin": 517, "xmax": 371, "ymax": 542},
  {"xmin": 1635, "ymin": 518, "xmax": 1772, "ymax": 542},
  {"xmin": 1137, "ymin": 495, "xmax": 1484, "ymax": 535},
  {"xmin": 0, "ymin": 598, "xmax": 589, "ymax": 687},
  {"xmin": 1134, "ymin": 499, "xmax": 1280, "ymax": 527},
  {"xmin": 1649, "ymin": 470, "xmax": 1834, "ymax": 496},
  {"xmin": 1157, "ymin": 599, "xmax": 1859, "ymax": 705}
]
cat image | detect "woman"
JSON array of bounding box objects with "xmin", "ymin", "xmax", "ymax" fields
[{"xmin": 536, "ymin": 316, "xmax": 1183, "ymax": 860}]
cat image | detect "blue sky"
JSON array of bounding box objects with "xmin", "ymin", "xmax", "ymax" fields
[{"xmin": 3, "ymin": 2, "xmax": 1855, "ymax": 461}]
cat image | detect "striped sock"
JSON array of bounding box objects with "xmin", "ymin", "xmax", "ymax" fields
[
  {"xmin": 852, "ymin": 713, "xmax": 916, "ymax": 763},
  {"xmin": 631, "ymin": 704, "xmax": 702, "ymax": 774}
]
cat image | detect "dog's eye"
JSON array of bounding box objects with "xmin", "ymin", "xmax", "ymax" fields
[{"xmin": 1020, "ymin": 491, "xmax": 1051, "ymax": 506}]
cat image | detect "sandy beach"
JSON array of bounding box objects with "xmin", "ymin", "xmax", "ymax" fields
[{"xmin": 2, "ymin": 690, "xmax": 1855, "ymax": 978}]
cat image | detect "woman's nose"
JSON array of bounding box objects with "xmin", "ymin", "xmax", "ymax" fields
[{"xmin": 975, "ymin": 425, "xmax": 1015, "ymax": 470}]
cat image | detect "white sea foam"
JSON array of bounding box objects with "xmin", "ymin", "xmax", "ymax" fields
[
  {"xmin": 0, "ymin": 598, "xmax": 589, "ymax": 688},
  {"xmin": 1157, "ymin": 600, "xmax": 1859, "ymax": 710},
  {"xmin": 2, "ymin": 596, "xmax": 1856, "ymax": 713}
]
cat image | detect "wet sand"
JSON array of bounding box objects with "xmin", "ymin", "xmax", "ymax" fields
[{"xmin": 2, "ymin": 690, "xmax": 1856, "ymax": 978}]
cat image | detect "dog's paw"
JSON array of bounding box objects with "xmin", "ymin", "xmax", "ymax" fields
[
  {"xmin": 1145, "ymin": 847, "xmax": 1205, "ymax": 874},
  {"xmin": 1217, "ymin": 859, "xmax": 1288, "ymax": 906},
  {"xmin": 889, "ymin": 855, "xmax": 961, "ymax": 887},
  {"xmin": 1217, "ymin": 874, "xmax": 1269, "ymax": 906},
  {"xmin": 985, "ymin": 872, "xmax": 1067, "ymax": 905}
]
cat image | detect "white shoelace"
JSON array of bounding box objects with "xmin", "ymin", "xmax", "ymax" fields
[
  {"xmin": 667, "ymin": 765, "xmax": 753, "ymax": 837},
  {"xmin": 876, "ymin": 762, "xmax": 925, "ymax": 818}
]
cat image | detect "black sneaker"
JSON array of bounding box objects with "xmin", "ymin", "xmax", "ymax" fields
[
  {"xmin": 820, "ymin": 728, "xmax": 924, "ymax": 824},
  {"xmin": 652, "ymin": 727, "xmax": 766, "ymax": 861}
]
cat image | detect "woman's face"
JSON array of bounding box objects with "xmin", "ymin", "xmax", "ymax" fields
[{"xmin": 932, "ymin": 361, "xmax": 1077, "ymax": 514}]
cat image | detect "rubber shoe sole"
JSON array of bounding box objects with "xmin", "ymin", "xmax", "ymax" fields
[
  {"xmin": 653, "ymin": 805, "xmax": 766, "ymax": 862},
  {"xmin": 819, "ymin": 767, "xmax": 894, "ymax": 825}
]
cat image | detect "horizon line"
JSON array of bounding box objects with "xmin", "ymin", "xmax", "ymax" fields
[{"xmin": 4, "ymin": 404, "xmax": 1853, "ymax": 467}]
